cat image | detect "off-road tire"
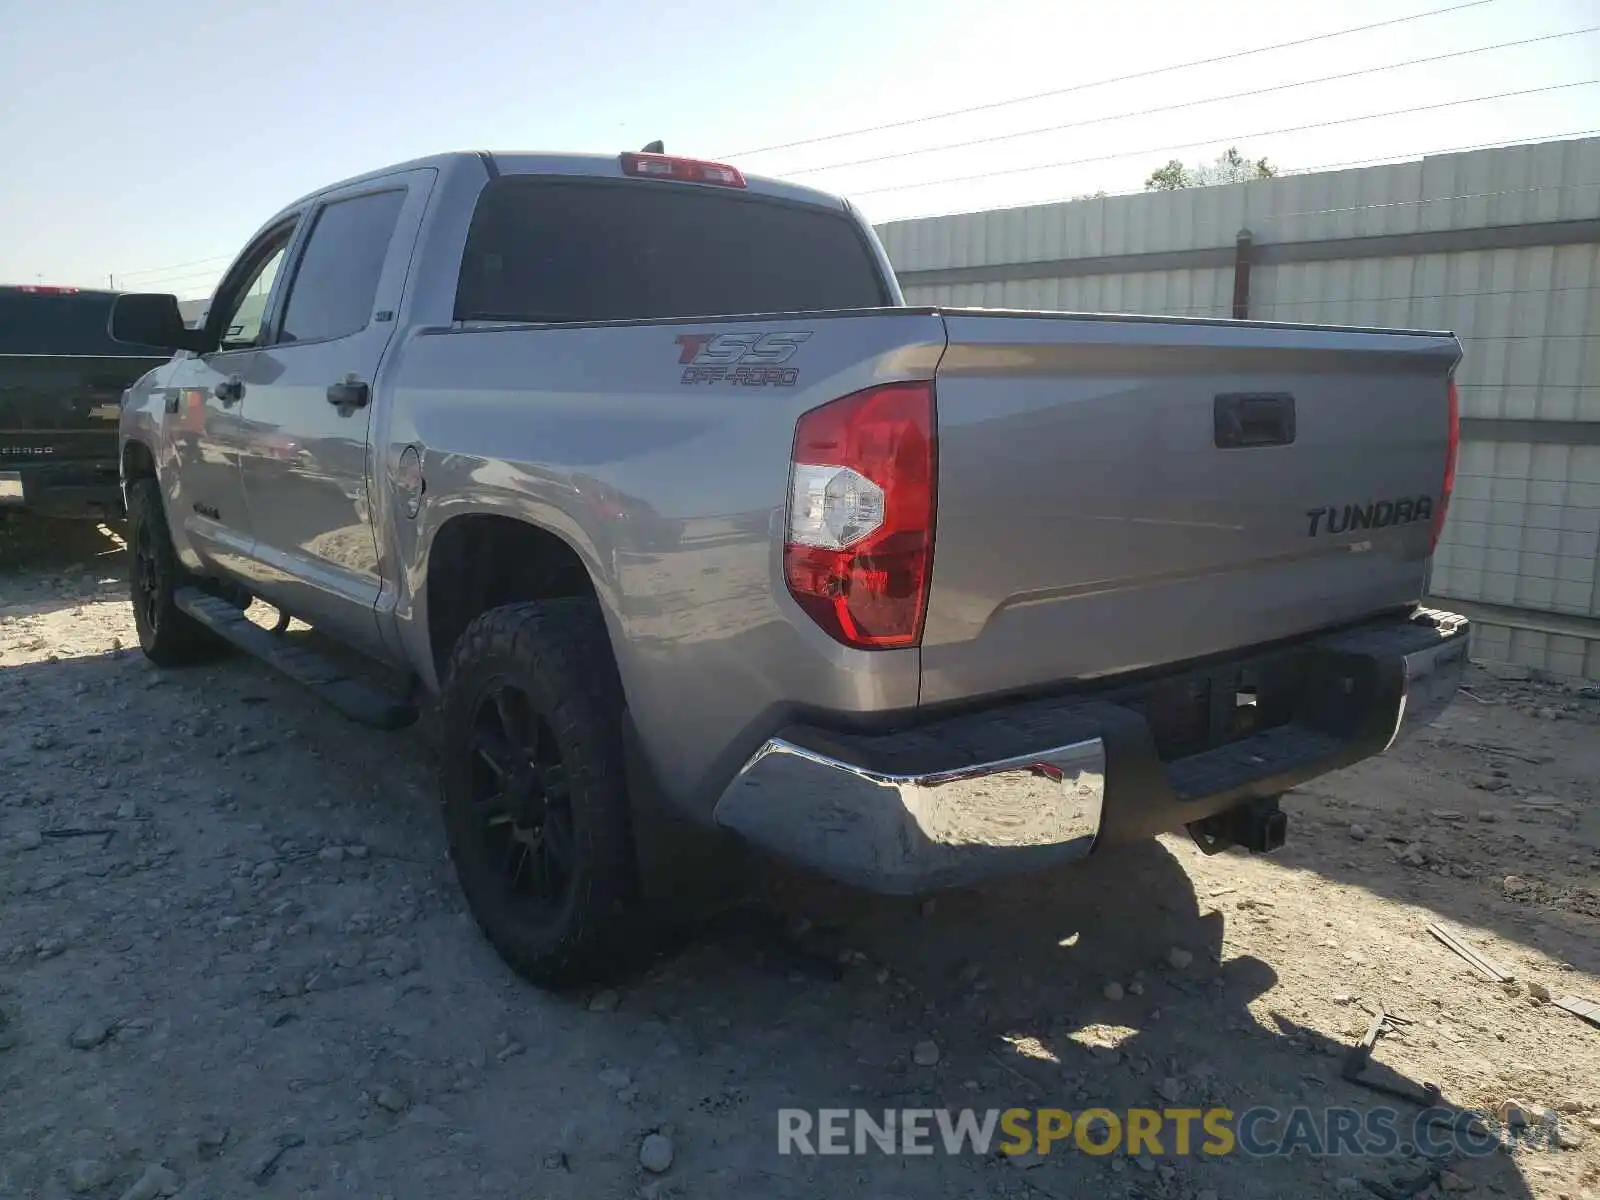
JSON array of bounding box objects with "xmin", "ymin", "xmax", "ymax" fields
[
  {"xmin": 440, "ymin": 598, "xmax": 639, "ymax": 987},
  {"xmin": 125, "ymin": 478, "xmax": 226, "ymax": 667}
]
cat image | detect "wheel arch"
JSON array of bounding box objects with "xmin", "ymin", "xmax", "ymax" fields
[
  {"xmin": 421, "ymin": 510, "xmax": 619, "ymax": 689},
  {"xmin": 122, "ymin": 437, "xmax": 158, "ymax": 482}
]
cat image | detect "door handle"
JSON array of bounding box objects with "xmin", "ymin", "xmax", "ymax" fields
[
  {"xmin": 214, "ymin": 377, "xmax": 244, "ymax": 405},
  {"xmin": 326, "ymin": 378, "xmax": 370, "ymax": 414}
]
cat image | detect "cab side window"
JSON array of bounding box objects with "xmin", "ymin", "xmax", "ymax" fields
[{"xmin": 278, "ymin": 190, "xmax": 406, "ymax": 345}]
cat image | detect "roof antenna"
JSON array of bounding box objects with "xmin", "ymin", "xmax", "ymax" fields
[{"xmin": 640, "ymin": 140, "xmax": 664, "ymax": 154}]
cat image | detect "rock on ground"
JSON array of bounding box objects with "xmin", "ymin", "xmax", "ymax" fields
[
  {"xmin": 639, "ymin": 1132, "xmax": 674, "ymax": 1174},
  {"xmin": 66, "ymin": 1159, "xmax": 113, "ymax": 1194},
  {"xmin": 119, "ymin": 1163, "xmax": 180, "ymax": 1200}
]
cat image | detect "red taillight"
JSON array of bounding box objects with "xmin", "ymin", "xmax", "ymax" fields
[
  {"xmin": 783, "ymin": 382, "xmax": 936, "ymax": 649},
  {"xmin": 1432, "ymin": 379, "xmax": 1459, "ymax": 553},
  {"xmin": 17, "ymin": 285, "xmax": 80, "ymax": 295},
  {"xmin": 619, "ymin": 152, "xmax": 746, "ymax": 188}
]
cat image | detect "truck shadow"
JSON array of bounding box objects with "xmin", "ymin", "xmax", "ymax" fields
[
  {"xmin": 651, "ymin": 842, "xmax": 1537, "ymax": 1197},
  {"xmin": 0, "ymin": 515, "xmax": 128, "ymax": 620}
]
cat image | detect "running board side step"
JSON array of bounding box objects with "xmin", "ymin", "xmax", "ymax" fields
[{"xmin": 173, "ymin": 587, "xmax": 418, "ymax": 730}]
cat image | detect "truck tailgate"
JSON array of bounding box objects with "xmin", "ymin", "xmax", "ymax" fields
[{"xmin": 922, "ymin": 311, "xmax": 1461, "ymax": 705}]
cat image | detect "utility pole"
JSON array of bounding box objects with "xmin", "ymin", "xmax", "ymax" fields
[{"xmin": 108, "ymin": 274, "xmax": 115, "ymax": 289}]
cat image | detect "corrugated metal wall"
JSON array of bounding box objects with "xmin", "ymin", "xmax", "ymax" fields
[{"xmin": 875, "ymin": 135, "xmax": 1600, "ymax": 681}]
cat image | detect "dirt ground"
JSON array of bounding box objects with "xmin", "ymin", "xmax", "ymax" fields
[{"xmin": 2, "ymin": 516, "xmax": 1598, "ymax": 1200}]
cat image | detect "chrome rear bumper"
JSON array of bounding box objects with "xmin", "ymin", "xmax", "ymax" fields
[
  {"xmin": 712, "ymin": 607, "xmax": 1468, "ymax": 895},
  {"xmin": 713, "ymin": 736, "xmax": 1104, "ymax": 893},
  {"xmin": 1386, "ymin": 617, "xmax": 1472, "ymax": 748}
]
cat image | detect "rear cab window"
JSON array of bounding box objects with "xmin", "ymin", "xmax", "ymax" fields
[{"xmin": 453, "ymin": 178, "xmax": 889, "ymax": 323}]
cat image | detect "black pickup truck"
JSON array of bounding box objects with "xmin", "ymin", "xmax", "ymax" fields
[{"xmin": 1, "ymin": 285, "xmax": 169, "ymax": 520}]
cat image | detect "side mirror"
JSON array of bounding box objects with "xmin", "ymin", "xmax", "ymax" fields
[{"xmin": 109, "ymin": 293, "xmax": 209, "ymax": 354}]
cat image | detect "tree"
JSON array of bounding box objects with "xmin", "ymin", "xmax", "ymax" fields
[
  {"xmin": 1145, "ymin": 147, "xmax": 1278, "ymax": 191},
  {"xmin": 1144, "ymin": 160, "xmax": 1191, "ymax": 191}
]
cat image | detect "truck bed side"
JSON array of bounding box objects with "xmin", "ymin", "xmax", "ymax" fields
[{"xmin": 379, "ymin": 310, "xmax": 947, "ymax": 802}]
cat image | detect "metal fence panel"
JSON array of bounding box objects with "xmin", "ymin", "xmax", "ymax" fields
[{"xmin": 876, "ymin": 135, "xmax": 1600, "ymax": 679}]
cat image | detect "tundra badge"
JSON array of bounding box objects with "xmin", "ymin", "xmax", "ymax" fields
[{"xmin": 1306, "ymin": 496, "xmax": 1435, "ymax": 537}]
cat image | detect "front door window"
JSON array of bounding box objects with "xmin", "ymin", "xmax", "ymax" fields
[{"xmin": 216, "ymin": 244, "xmax": 287, "ymax": 351}]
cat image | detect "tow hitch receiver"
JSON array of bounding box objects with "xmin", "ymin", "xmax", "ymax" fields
[{"xmin": 1188, "ymin": 796, "xmax": 1287, "ymax": 856}]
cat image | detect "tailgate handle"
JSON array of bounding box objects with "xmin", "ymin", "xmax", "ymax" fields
[{"xmin": 1215, "ymin": 393, "xmax": 1295, "ymax": 449}]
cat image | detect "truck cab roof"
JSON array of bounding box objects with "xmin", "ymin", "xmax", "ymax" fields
[{"xmin": 278, "ymin": 150, "xmax": 851, "ymax": 220}]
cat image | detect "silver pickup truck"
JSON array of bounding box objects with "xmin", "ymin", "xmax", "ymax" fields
[{"xmin": 112, "ymin": 149, "xmax": 1469, "ymax": 986}]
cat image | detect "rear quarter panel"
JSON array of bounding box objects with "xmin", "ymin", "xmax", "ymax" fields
[{"xmin": 379, "ymin": 310, "xmax": 946, "ymax": 810}]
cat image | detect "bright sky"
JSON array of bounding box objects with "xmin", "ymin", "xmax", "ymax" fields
[{"xmin": 2, "ymin": 0, "xmax": 1596, "ymax": 297}]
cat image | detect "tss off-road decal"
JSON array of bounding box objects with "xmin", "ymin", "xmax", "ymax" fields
[{"xmin": 675, "ymin": 332, "xmax": 812, "ymax": 387}]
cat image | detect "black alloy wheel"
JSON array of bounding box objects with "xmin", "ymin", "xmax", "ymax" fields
[{"xmin": 468, "ymin": 681, "xmax": 579, "ymax": 916}]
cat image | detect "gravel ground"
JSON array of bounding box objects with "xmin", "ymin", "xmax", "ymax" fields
[{"xmin": 2, "ymin": 517, "xmax": 1598, "ymax": 1200}]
